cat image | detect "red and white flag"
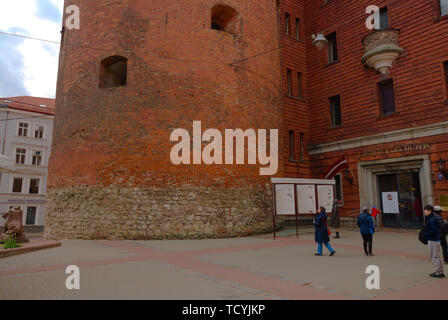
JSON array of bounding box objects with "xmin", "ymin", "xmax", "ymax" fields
[{"xmin": 324, "ymin": 156, "xmax": 349, "ymax": 179}]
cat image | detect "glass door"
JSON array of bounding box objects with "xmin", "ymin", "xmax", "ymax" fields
[{"xmin": 378, "ymin": 171, "xmax": 423, "ymax": 229}]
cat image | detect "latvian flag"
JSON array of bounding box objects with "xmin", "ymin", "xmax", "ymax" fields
[{"xmin": 324, "ymin": 156, "xmax": 349, "ymax": 180}]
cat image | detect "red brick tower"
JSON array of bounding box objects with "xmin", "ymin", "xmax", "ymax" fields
[{"xmin": 46, "ymin": 0, "xmax": 284, "ymax": 239}]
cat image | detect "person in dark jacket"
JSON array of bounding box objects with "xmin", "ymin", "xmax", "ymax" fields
[
  {"xmin": 423, "ymin": 205, "xmax": 444, "ymax": 278},
  {"xmin": 357, "ymin": 207, "xmax": 375, "ymax": 256},
  {"xmin": 433, "ymin": 205, "xmax": 448, "ymax": 264},
  {"xmin": 314, "ymin": 207, "xmax": 336, "ymax": 256},
  {"xmin": 330, "ymin": 199, "xmax": 341, "ymax": 239}
]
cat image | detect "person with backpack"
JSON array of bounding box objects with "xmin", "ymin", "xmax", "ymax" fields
[
  {"xmin": 433, "ymin": 205, "xmax": 448, "ymax": 264},
  {"xmin": 314, "ymin": 206, "xmax": 336, "ymax": 256},
  {"xmin": 422, "ymin": 205, "xmax": 445, "ymax": 278},
  {"xmin": 357, "ymin": 207, "xmax": 375, "ymax": 256}
]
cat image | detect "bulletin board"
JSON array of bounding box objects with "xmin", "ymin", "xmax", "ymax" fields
[{"xmin": 271, "ymin": 178, "xmax": 336, "ymax": 239}]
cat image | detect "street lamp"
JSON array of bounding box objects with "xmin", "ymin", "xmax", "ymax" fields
[
  {"xmin": 436, "ymin": 158, "xmax": 448, "ymax": 180},
  {"xmin": 311, "ymin": 33, "xmax": 328, "ymax": 50},
  {"xmin": 343, "ymin": 168, "xmax": 354, "ymax": 185}
]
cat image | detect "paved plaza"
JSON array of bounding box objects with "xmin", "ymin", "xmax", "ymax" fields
[{"xmin": 1, "ymin": 229, "xmax": 447, "ymax": 300}]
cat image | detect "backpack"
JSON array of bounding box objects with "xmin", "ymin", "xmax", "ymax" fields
[
  {"xmin": 419, "ymin": 224, "xmax": 428, "ymax": 245},
  {"xmin": 436, "ymin": 216, "xmax": 448, "ymax": 236},
  {"xmin": 419, "ymin": 228, "xmax": 428, "ymax": 245}
]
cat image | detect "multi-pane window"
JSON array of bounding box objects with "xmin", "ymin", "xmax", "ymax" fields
[
  {"xmin": 12, "ymin": 178, "xmax": 23, "ymax": 193},
  {"xmin": 297, "ymin": 72, "xmax": 304, "ymax": 99},
  {"xmin": 26, "ymin": 207, "xmax": 37, "ymax": 225},
  {"xmin": 330, "ymin": 95, "xmax": 342, "ymax": 127},
  {"xmin": 379, "ymin": 7, "xmax": 389, "ymax": 30},
  {"xmin": 334, "ymin": 174, "xmax": 343, "ymax": 203},
  {"xmin": 287, "ymin": 69, "xmax": 292, "ymax": 96},
  {"xmin": 295, "ymin": 18, "xmax": 301, "ymax": 40},
  {"xmin": 32, "ymin": 151, "xmax": 42, "ymax": 166},
  {"xmin": 299, "ymin": 132, "xmax": 305, "ymax": 161},
  {"xmin": 289, "ymin": 130, "xmax": 295, "ymax": 160},
  {"xmin": 18, "ymin": 122, "xmax": 29, "ymax": 137},
  {"xmin": 285, "ymin": 13, "xmax": 290, "ymax": 35},
  {"xmin": 15, "ymin": 148, "xmax": 26, "ymax": 164},
  {"xmin": 441, "ymin": 0, "xmax": 448, "ymax": 16},
  {"xmin": 444, "ymin": 61, "xmax": 448, "ymax": 98},
  {"xmin": 327, "ymin": 32, "xmax": 338, "ymax": 63},
  {"xmin": 379, "ymin": 79, "xmax": 396, "ymax": 115},
  {"xmin": 35, "ymin": 126, "xmax": 44, "ymax": 139},
  {"xmin": 29, "ymin": 179, "xmax": 40, "ymax": 194}
]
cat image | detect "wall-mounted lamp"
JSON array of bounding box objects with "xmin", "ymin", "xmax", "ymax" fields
[
  {"xmin": 311, "ymin": 33, "xmax": 328, "ymax": 50},
  {"xmin": 436, "ymin": 158, "xmax": 448, "ymax": 180},
  {"xmin": 343, "ymin": 168, "xmax": 354, "ymax": 185}
]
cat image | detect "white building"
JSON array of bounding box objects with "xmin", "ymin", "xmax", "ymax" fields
[{"xmin": 0, "ymin": 96, "xmax": 55, "ymax": 229}]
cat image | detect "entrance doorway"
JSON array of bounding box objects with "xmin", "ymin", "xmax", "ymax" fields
[{"xmin": 378, "ymin": 171, "xmax": 424, "ymax": 229}]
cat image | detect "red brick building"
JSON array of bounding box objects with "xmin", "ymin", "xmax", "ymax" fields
[
  {"xmin": 47, "ymin": 0, "xmax": 448, "ymax": 239},
  {"xmin": 280, "ymin": 0, "xmax": 448, "ymax": 227}
]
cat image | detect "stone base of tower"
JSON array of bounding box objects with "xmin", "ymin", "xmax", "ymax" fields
[{"xmin": 44, "ymin": 185, "xmax": 279, "ymax": 240}]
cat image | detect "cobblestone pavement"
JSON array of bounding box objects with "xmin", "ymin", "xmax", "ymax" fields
[{"xmin": 1, "ymin": 229, "xmax": 447, "ymax": 300}]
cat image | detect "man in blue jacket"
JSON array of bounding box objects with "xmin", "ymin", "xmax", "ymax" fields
[
  {"xmin": 423, "ymin": 205, "xmax": 445, "ymax": 278},
  {"xmin": 357, "ymin": 207, "xmax": 375, "ymax": 256}
]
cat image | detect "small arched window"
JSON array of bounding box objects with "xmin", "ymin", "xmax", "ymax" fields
[
  {"xmin": 100, "ymin": 55, "xmax": 128, "ymax": 88},
  {"xmin": 211, "ymin": 5, "xmax": 240, "ymax": 34}
]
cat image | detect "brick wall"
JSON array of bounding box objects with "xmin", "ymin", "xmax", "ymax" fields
[{"xmin": 46, "ymin": 0, "xmax": 284, "ymax": 239}]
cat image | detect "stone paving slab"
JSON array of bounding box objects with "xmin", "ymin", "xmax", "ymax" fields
[
  {"xmin": 0, "ymin": 230, "xmax": 446, "ymax": 300},
  {"xmin": 0, "ymin": 240, "xmax": 132, "ymax": 270},
  {"xmin": 131, "ymin": 237, "xmax": 275, "ymax": 253},
  {"xmin": 0, "ymin": 260, "xmax": 282, "ymax": 300}
]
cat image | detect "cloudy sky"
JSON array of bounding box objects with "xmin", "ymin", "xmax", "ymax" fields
[{"xmin": 0, "ymin": 0, "xmax": 63, "ymax": 98}]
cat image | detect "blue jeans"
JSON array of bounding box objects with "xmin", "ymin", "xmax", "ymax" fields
[{"xmin": 317, "ymin": 242, "xmax": 335, "ymax": 255}]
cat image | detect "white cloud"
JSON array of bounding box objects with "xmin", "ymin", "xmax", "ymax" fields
[{"xmin": 0, "ymin": 0, "xmax": 63, "ymax": 98}]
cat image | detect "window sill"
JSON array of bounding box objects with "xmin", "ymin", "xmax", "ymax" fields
[
  {"xmin": 286, "ymin": 95, "xmax": 306, "ymax": 102},
  {"xmin": 377, "ymin": 111, "xmax": 400, "ymax": 119},
  {"xmin": 435, "ymin": 13, "xmax": 448, "ymax": 22},
  {"xmin": 14, "ymin": 135, "xmax": 47, "ymax": 141},
  {"xmin": 288, "ymin": 159, "xmax": 307, "ymax": 164},
  {"xmin": 327, "ymin": 125, "xmax": 343, "ymax": 131},
  {"xmin": 324, "ymin": 60, "xmax": 340, "ymax": 68},
  {"xmin": 283, "ymin": 34, "xmax": 304, "ymax": 43}
]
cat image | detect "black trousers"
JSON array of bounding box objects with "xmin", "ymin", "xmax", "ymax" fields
[
  {"xmin": 362, "ymin": 234, "xmax": 373, "ymax": 254},
  {"xmin": 441, "ymin": 236, "xmax": 448, "ymax": 262}
]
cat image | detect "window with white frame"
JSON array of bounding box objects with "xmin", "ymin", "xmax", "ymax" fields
[
  {"xmin": 34, "ymin": 125, "xmax": 44, "ymax": 139},
  {"xmin": 15, "ymin": 148, "xmax": 26, "ymax": 164},
  {"xmin": 12, "ymin": 178, "xmax": 23, "ymax": 193},
  {"xmin": 32, "ymin": 151, "xmax": 42, "ymax": 166},
  {"xmin": 29, "ymin": 178, "xmax": 40, "ymax": 194},
  {"xmin": 18, "ymin": 122, "xmax": 29, "ymax": 137},
  {"xmin": 26, "ymin": 207, "xmax": 37, "ymax": 225}
]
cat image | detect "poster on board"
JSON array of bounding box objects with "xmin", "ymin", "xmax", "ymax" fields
[
  {"xmin": 317, "ymin": 185, "xmax": 334, "ymax": 212},
  {"xmin": 382, "ymin": 192, "xmax": 400, "ymax": 214},
  {"xmin": 275, "ymin": 184, "xmax": 295, "ymax": 215},
  {"xmin": 297, "ymin": 185, "xmax": 316, "ymax": 214}
]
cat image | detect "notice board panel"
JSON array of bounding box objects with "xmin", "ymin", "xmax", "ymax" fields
[
  {"xmin": 317, "ymin": 185, "xmax": 334, "ymax": 212},
  {"xmin": 275, "ymin": 184, "xmax": 295, "ymax": 215},
  {"xmin": 297, "ymin": 185, "xmax": 316, "ymax": 214}
]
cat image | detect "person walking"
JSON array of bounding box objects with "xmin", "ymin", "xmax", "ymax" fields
[
  {"xmin": 357, "ymin": 207, "xmax": 375, "ymax": 256},
  {"xmin": 433, "ymin": 205, "xmax": 448, "ymax": 264},
  {"xmin": 314, "ymin": 206, "xmax": 336, "ymax": 256},
  {"xmin": 330, "ymin": 199, "xmax": 341, "ymax": 239},
  {"xmin": 423, "ymin": 205, "xmax": 445, "ymax": 278}
]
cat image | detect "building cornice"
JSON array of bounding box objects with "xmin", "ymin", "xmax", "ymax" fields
[{"xmin": 308, "ymin": 121, "xmax": 448, "ymax": 155}]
